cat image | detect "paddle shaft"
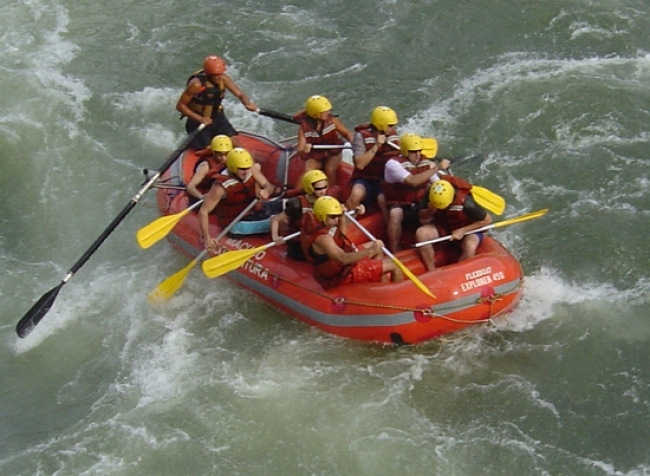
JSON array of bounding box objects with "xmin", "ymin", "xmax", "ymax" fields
[
  {"xmin": 344, "ymin": 213, "xmax": 396, "ymax": 262},
  {"xmin": 344, "ymin": 213, "xmax": 435, "ymax": 299},
  {"xmin": 15, "ymin": 125, "xmax": 205, "ymax": 338},
  {"xmin": 414, "ymin": 209, "xmax": 549, "ymax": 248},
  {"xmin": 311, "ymin": 144, "xmax": 351, "ymax": 150},
  {"xmin": 414, "ymin": 223, "xmax": 496, "ymax": 248},
  {"xmin": 257, "ymin": 108, "xmax": 300, "ymax": 125},
  {"xmin": 178, "ymin": 198, "xmax": 259, "ymax": 265}
]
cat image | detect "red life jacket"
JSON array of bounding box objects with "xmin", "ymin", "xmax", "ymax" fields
[
  {"xmin": 194, "ymin": 157, "xmax": 227, "ymax": 196},
  {"xmin": 381, "ymin": 156, "xmax": 436, "ymax": 206},
  {"xmin": 295, "ymin": 112, "xmax": 343, "ymax": 162},
  {"xmin": 216, "ymin": 172, "xmax": 256, "ymax": 227},
  {"xmin": 301, "ymin": 223, "xmax": 357, "ymax": 289},
  {"xmin": 434, "ymin": 176, "xmax": 475, "ymax": 231},
  {"xmin": 350, "ymin": 124, "xmax": 400, "ymax": 182},
  {"xmin": 185, "ymin": 70, "xmax": 225, "ymax": 119}
]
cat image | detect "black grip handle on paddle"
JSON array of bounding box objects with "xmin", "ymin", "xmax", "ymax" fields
[{"xmin": 257, "ymin": 108, "xmax": 300, "ymax": 125}]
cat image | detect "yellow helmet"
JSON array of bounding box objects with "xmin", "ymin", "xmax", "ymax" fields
[
  {"xmin": 313, "ymin": 196, "xmax": 343, "ymax": 224},
  {"xmin": 370, "ymin": 106, "xmax": 398, "ymax": 132},
  {"xmin": 301, "ymin": 169, "xmax": 328, "ymax": 195},
  {"xmin": 399, "ymin": 133, "xmax": 424, "ymax": 157},
  {"xmin": 429, "ymin": 180, "xmax": 455, "ymax": 209},
  {"xmin": 305, "ymin": 95, "xmax": 332, "ymax": 119},
  {"xmin": 226, "ymin": 148, "xmax": 254, "ymax": 174},
  {"xmin": 210, "ymin": 135, "xmax": 233, "ymax": 154}
]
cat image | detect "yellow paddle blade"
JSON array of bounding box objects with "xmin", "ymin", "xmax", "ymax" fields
[
  {"xmin": 391, "ymin": 256, "xmax": 436, "ymax": 299},
  {"xmin": 470, "ymin": 186, "xmax": 506, "ymax": 216},
  {"xmin": 202, "ymin": 245, "xmax": 267, "ymax": 279},
  {"xmin": 492, "ymin": 208, "xmax": 548, "ymax": 229},
  {"xmin": 422, "ymin": 137, "xmax": 438, "ymax": 159},
  {"xmin": 137, "ymin": 207, "xmax": 192, "ymax": 249},
  {"xmin": 148, "ymin": 258, "xmax": 199, "ymax": 303}
]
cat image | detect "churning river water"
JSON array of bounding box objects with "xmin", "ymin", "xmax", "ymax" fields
[{"xmin": 2, "ymin": 0, "xmax": 650, "ymax": 474}]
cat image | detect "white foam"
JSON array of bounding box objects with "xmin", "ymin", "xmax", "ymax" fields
[{"xmin": 411, "ymin": 52, "xmax": 650, "ymax": 143}]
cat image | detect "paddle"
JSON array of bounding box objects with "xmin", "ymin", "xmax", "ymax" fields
[
  {"xmin": 470, "ymin": 186, "xmax": 506, "ymax": 216},
  {"xmin": 14, "ymin": 125, "xmax": 205, "ymax": 338},
  {"xmin": 413, "ymin": 208, "xmax": 549, "ymax": 248},
  {"xmin": 137, "ymin": 199, "xmax": 203, "ymax": 249},
  {"xmin": 345, "ymin": 213, "xmax": 436, "ymax": 300},
  {"xmin": 202, "ymin": 231, "xmax": 301, "ymax": 279},
  {"xmin": 257, "ymin": 108, "xmax": 300, "ymax": 125},
  {"xmin": 311, "ymin": 140, "xmax": 437, "ymax": 158},
  {"xmin": 148, "ymin": 199, "xmax": 260, "ymax": 302}
]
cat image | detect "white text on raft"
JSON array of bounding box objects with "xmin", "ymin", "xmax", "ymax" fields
[{"xmin": 460, "ymin": 267, "xmax": 505, "ymax": 292}]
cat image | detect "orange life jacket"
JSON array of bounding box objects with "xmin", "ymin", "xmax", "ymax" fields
[
  {"xmin": 295, "ymin": 112, "xmax": 343, "ymax": 161},
  {"xmin": 301, "ymin": 224, "xmax": 357, "ymax": 289},
  {"xmin": 193, "ymin": 157, "xmax": 227, "ymax": 196},
  {"xmin": 381, "ymin": 156, "xmax": 436, "ymax": 206},
  {"xmin": 434, "ymin": 176, "xmax": 475, "ymax": 231},
  {"xmin": 350, "ymin": 124, "xmax": 399, "ymax": 182},
  {"xmin": 216, "ymin": 172, "xmax": 256, "ymax": 227}
]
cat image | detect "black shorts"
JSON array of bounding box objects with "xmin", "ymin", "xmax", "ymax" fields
[{"xmin": 186, "ymin": 109, "xmax": 238, "ymax": 149}]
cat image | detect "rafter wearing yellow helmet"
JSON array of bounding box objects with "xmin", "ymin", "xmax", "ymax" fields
[
  {"xmin": 415, "ymin": 176, "xmax": 497, "ymax": 271},
  {"xmin": 299, "ymin": 196, "xmax": 404, "ymax": 289},
  {"xmin": 380, "ymin": 133, "xmax": 444, "ymax": 252},
  {"xmin": 345, "ymin": 106, "xmax": 400, "ymax": 212},
  {"xmin": 296, "ymin": 95, "xmax": 353, "ymax": 189}
]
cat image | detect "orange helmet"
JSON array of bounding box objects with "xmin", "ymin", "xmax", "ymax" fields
[{"xmin": 203, "ymin": 55, "xmax": 227, "ymax": 75}]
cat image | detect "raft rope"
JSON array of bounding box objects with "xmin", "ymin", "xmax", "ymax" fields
[{"xmin": 266, "ymin": 269, "xmax": 524, "ymax": 325}]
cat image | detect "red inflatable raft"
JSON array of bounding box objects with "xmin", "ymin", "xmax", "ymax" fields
[{"xmin": 155, "ymin": 131, "xmax": 523, "ymax": 344}]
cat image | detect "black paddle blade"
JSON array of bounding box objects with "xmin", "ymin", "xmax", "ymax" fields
[
  {"xmin": 451, "ymin": 153, "xmax": 483, "ymax": 168},
  {"xmin": 16, "ymin": 283, "xmax": 64, "ymax": 338}
]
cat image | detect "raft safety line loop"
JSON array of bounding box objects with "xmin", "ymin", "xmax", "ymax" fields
[{"xmin": 266, "ymin": 272, "xmax": 523, "ymax": 322}]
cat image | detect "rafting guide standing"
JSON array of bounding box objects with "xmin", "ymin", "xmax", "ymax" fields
[{"xmin": 176, "ymin": 55, "xmax": 258, "ymax": 149}]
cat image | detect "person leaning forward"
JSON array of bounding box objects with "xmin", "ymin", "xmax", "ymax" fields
[
  {"xmin": 199, "ymin": 148, "xmax": 278, "ymax": 253},
  {"xmin": 345, "ymin": 106, "xmax": 400, "ymax": 212},
  {"xmin": 415, "ymin": 177, "xmax": 492, "ymax": 271},
  {"xmin": 176, "ymin": 55, "xmax": 258, "ymax": 150},
  {"xmin": 300, "ymin": 196, "xmax": 403, "ymax": 289}
]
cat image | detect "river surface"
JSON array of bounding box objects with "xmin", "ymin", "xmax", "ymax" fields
[{"xmin": 2, "ymin": 0, "xmax": 650, "ymax": 474}]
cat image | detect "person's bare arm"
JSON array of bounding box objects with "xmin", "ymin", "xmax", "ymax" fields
[
  {"xmin": 297, "ymin": 126, "xmax": 311, "ymax": 154},
  {"xmin": 353, "ymin": 132, "xmax": 385, "ymax": 170},
  {"xmin": 251, "ymin": 166, "xmax": 274, "ymax": 200},
  {"xmin": 332, "ymin": 117, "xmax": 353, "ymax": 142},
  {"xmin": 403, "ymin": 165, "xmax": 438, "ymax": 188},
  {"xmin": 451, "ymin": 213, "xmax": 492, "ymax": 241},
  {"xmin": 313, "ymin": 234, "xmax": 381, "ymax": 265},
  {"xmin": 186, "ymin": 162, "xmax": 209, "ymax": 199},
  {"xmin": 198, "ymin": 184, "xmax": 225, "ymax": 251},
  {"xmin": 223, "ymin": 75, "xmax": 258, "ymax": 111},
  {"xmin": 270, "ymin": 212, "xmax": 289, "ymax": 244}
]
